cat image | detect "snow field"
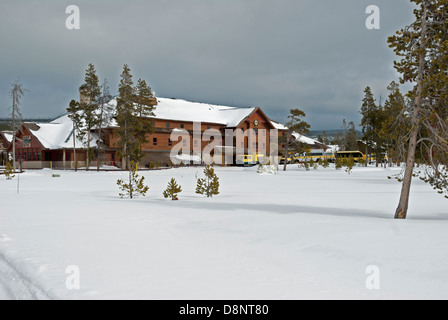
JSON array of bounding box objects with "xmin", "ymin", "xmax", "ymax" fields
[{"xmin": 0, "ymin": 165, "xmax": 447, "ymax": 299}]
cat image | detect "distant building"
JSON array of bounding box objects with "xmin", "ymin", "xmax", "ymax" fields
[
  {"xmin": 0, "ymin": 89, "xmax": 326, "ymax": 169},
  {"xmin": 0, "ymin": 131, "xmax": 12, "ymax": 164}
]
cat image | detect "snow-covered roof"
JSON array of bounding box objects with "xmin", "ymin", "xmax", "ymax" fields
[
  {"xmin": 26, "ymin": 114, "xmax": 98, "ymax": 150},
  {"xmin": 270, "ymin": 120, "xmax": 288, "ymax": 131},
  {"xmin": 292, "ymin": 132, "xmax": 322, "ymax": 146},
  {"xmin": 108, "ymin": 97, "xmax": 256, "ymax": 128},
  {"xmin": 270, "ymin": 120, "xmax": 324, "ymax": 147},
  {"xmin": 2, "ymin": 132, "xmax": 13, "ymax": 144},
  {"xmin": 155, "ymin": 98, "xmax": 255, "ymax": 126}
]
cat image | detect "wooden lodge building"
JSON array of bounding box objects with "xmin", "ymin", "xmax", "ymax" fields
[
  {"xmin": 0, "ymin": 131, "xmax": 12, "ymax": 165},
  {"xmin": 2, "ymin": 93, "xmax": 326, "ymax": 169}
]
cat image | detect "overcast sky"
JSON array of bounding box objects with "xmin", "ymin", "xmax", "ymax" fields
[{"xmin": 0, "ymin": 0, "xmax": 415, "ymax": 130}]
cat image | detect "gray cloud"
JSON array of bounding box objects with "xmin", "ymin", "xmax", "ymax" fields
[{"xmin": 0, "ymin": 0, "xmax": 415, "ymax": 129}]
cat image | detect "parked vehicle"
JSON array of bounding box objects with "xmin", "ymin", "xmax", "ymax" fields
[
  {"xmin": 236, "ymin": 154, "xmax": 257, "ymax": 166},
  {"xmin": 294, "ymin": 150, "xmax": 335, "ymax": 163},
  {"xmin": 335, "ymin": 151, "xmax": 366, "ymax": 163}
]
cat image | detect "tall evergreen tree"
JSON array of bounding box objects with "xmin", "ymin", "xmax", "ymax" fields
[
  {"xmin": 379, "ymin": 81, "xmax": 410, "ymax": 166},
  {"xmin": 344, "ymin": 121, "xmax": 359, "ymax": 151},
  {"xmin": 115, "ymin": 65, "xmax": 155, "ymax": 170},
  {"xmin": 96, "ymin": 78, "xmax": 114, "ymax": 171},
  {"xmin": 80, "ymin": 64, "xmax": 102, "ymax": 170},
  {"xmin": 360, "ymin": 87, "xmax": 377, "ymax": 166},
  {"xmin": 67, "ymin": 100, "xmax": 81, "ymax": 171},
  {"xmin": 360, "ymin": 87, "xmax": 387, "ymax": 166},
  {"xmin": 388, "ymin": 0, "xmax": 448, "ymax": 219},
  {"xmin": 116, "ymin": 64, "xmax": 137, "ymax": 170},
  {"xmin": 67, "ymin": 64, "xmax": 102, "ymax": 171}
]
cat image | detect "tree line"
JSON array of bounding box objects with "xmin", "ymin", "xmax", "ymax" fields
[{"xmin": 67, "ymin": 64, "xmax": 156, "ymax": 171}]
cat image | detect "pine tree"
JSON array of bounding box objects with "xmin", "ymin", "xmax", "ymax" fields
[
  {"xmin": 5, "ymin": 162, "xmax": 15, "ymax": 180},
  {"xmin": 344, "ymin": 121, "xmax": 359, "ymax": 151},
  {"xmin": 117, "ymin": 161, "xmax": 149, "ymax": 199},
  {"xmin": 96, "ymin": 78, "xmax": 114, "ymax": 171},
  {"xmin": 196, "ymin": 165, "xmax": 220, "ymax": 197},
  {"xmin": 388, "ymin": 0, "xmax": 448, "ymax": 218},
  {"xmin": 163, "ymin": 178, "xmax": 182, "ymax": 200},
  {"xmin": 67, "ymin": 99, "xmax": 81, "ymax": 171},
  {"xmin": 135, "ymin": 79, "xmax": 155, "ymax": 117},
  {"xmin": 360, "ymin": 87, "xmax": 388, "ymax": 167},
  {"xmin": 345, "ymin": 156, "xmax": 355, "ymax": 175},
  {"xmin": 67, "ymin": 64, "xmax": 102, "ymax": 171},
  {"xmin": 79, "ymin": 64, "xmax": 102, "ymax": 170},
  {"xmin": 115, "ymin": 65, "xmax": 155, "ymax": 170},
  {"xmin": 319, "ymin": 131, "xmax": 330, "ymax": 145},
  {"xmin": 379, "ymin": 81, "xmax": 409, "ymax": 166},
  {"xmin": 281, "ymin": 108, "xmax": 311, "ymax": 171},
  {"xmin": 320, "ymin": 156, "xmax": 330, "ymax": 168},
  {"xmin": 360, "ymin": 87, "xmax": 377, "ymax": 166}
]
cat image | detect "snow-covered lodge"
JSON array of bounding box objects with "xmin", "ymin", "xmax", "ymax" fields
[
  {"xmin": 3, "ymin": 92, "xmax": 326, "ymax": 169},
  {"xmin": 0, "ymin": 131, "xmax": 11, "ymax": 164}
]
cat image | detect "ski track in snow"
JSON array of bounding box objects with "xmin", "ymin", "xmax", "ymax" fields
[{"xmin": 0, "ymin": 252, "xmax": 55, "ymax": 300}]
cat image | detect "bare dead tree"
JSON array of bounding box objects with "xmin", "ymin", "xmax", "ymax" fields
[{"xmin": 10, "ymin": 80, "xmax": 28, "ymax": 172}]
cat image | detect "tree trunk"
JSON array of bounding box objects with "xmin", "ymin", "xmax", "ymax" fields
[
  {"xmin": 365, "ymin": 145, "xmax": 368, "ymax": 167},
  {"xmin": 73, "ymin": 122, "xmax": 77, "ymax": 172},
  {"xmin": 86, "ymin": 130, "xmax": 90, "ymax": 171},
  {"xmin": 283, "ymin": 132, "xmax": 290, "ymax": 172},
  {"xmin": 97, "ymin": 127, "xmax": 102, "ymax": 172},
  {"xmin": 395, "ymin": 4, "xmax": 427, "ymax": 220},
  {"xmin": 12, "ymin": 97, "xmax": 16, "ymax": 172}
]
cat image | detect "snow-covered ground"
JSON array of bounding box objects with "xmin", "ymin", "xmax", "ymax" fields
[{"xmin": 1, "ymin": 165, "xmax": 448, "ymax": 300}]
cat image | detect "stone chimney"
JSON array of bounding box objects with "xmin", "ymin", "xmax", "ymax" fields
[{"xmin": 79, "ymin": 84, "xmax": 90, "ymax": 105}]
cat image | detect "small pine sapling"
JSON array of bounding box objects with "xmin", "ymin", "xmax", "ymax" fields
[
  {"xmin": 117, "ymin": 161, "xmax": 149, "ymax": 199},
  {"xmin": 303, "ymin": 159, "xmax": 311, "ymax": 171},
  {"xmin": 5, "ymin": 162, "xmax": 15, "ymax": 180},
  {"xmin": 335, "ymin": 157, "xmax": 344, "ymax": 170},
  {"xmin": 320, "ymin": 157, "xmax": 330, "ymax": 168},
  {"xmin": 345, "ymin": 157, "xmax": 355, "ymax": 175},
  {"xmin": 163, "ymin": 178, "xmax": 182, "ymax": 200},
  {"xmin": 196, "ymin": 165, "xmax": 220, "ymax": 198}
]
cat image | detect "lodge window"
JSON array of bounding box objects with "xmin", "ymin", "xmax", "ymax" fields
[
  {"xmin": 153, "ymin": 138, "xmax": 158, "ymax": 146},
  {"xmin": 207, "ymin": 126, "xmax": 210, "ymax": 130},
  {"xmin": 180, "ymin": 124, "xmax": 184, "ymax": 129},
  {"xmin": 168, "ymin": 139, "xmax": 172, "ymax": 147},
  {"xmin": 166, "ymin": 123, "xmax": 170, "ymax": 128}
]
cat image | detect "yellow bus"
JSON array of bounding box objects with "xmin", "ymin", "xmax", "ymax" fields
[
  {"xmin": 335, "ymin": 151, "xmax": 366, "ymax": 163},
  {"xmin": 294, "ymin": 150, "xmax": 335, "ymax": 163},
  {"xmin": 236, "ymin": 154, "xmax": 257, "ymax": 166}
]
